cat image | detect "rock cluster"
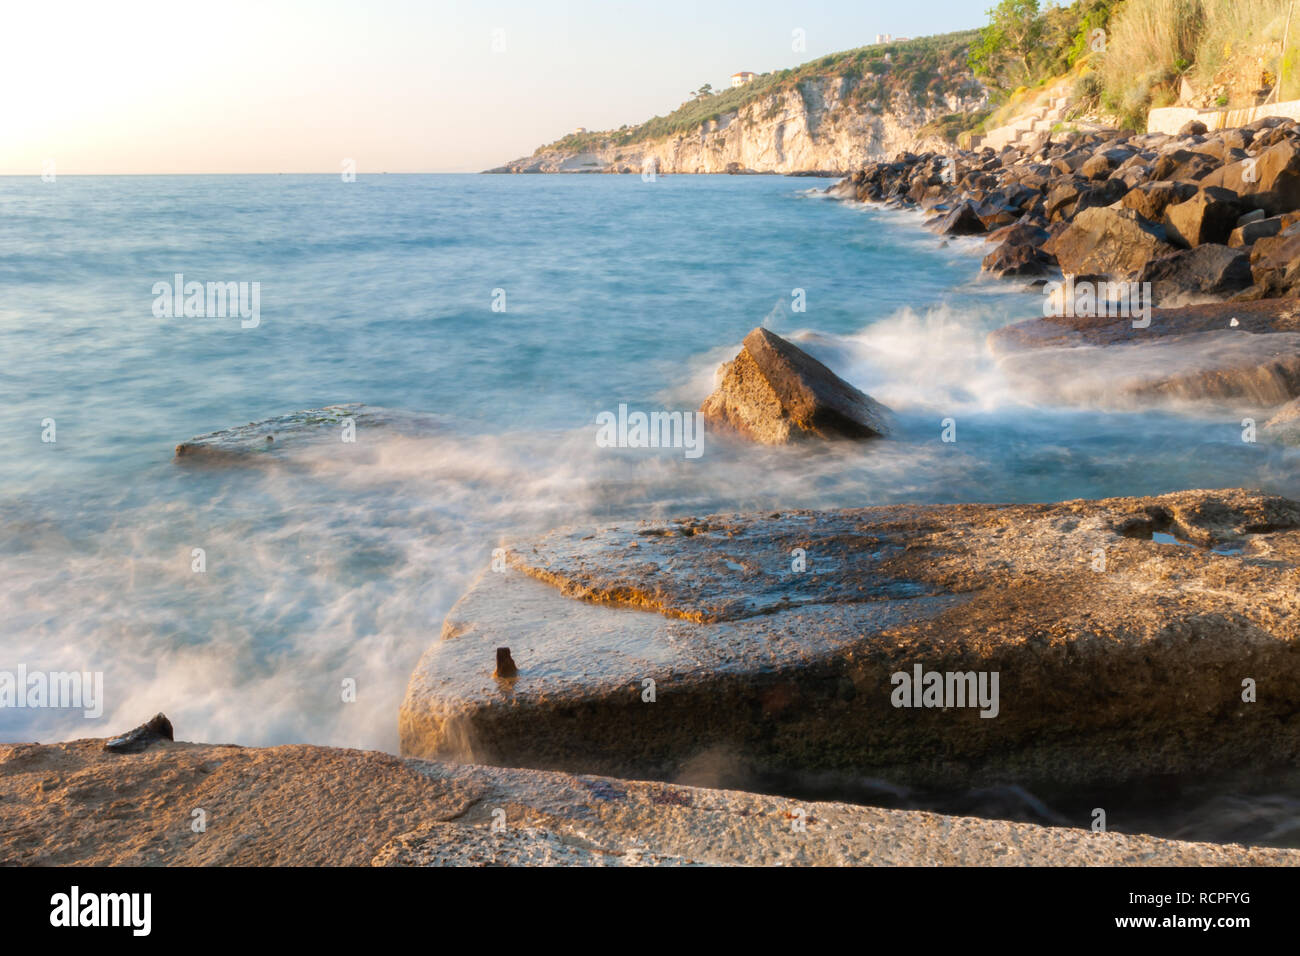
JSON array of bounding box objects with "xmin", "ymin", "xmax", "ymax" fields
[{"xmin": 836, "ymin": 118, "xmax": 1300, "ymax": 303}]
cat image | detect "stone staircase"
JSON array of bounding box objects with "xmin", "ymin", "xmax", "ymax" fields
[{"xmin": 973, "ymin": 94, "xmax": 1071, "ymax": 151}]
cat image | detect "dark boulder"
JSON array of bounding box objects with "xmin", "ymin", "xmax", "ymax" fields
[
  {"xmin": 1138, "ymin": 244, "xmax": 1253, "ymax": 303},
  {"xmin": 1228, "ymin": 214, "xmax": 1286, "ymax": 247},
  {"xmin": 1249, "ymin": 227, "xmax": 1300, "ymax": 296},
  {"xmin": 1162, "ymin": 186, "xmax": 1243, "ymax": 247},
  {"xmin": 1074, "ymin": 177, "xmax": 1130, "ymax": 214},
  {"xmin": 1119, "ymin": 181, "xmax": 1198, "ymax": 221},
  {"xmin": 104, "ymin": 714, "xmax": 175, "ymax": 754},
  {"xmin": 982, "ymin": 240, "xmax": 1054, "ymax": 278},
  {"xmin": 935, "ymin": 200, "xmax": 987, "ymax": 235}
]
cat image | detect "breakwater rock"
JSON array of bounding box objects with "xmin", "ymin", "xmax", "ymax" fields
[{"xmin": 401, "ymin": 489, "xmax": 1300, "ymax": 795}]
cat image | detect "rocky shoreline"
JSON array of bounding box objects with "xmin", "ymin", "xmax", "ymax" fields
[
  {"xmin": 828, "ymin": 118, "xmax": 1300, "ymax": 303},
  {"xmin": 16, "ymin": 136, "xmax": 1300, "ymax": 864}
]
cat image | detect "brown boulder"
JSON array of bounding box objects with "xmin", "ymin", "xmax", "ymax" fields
[
  {"xmin": 982, "ymin": 240, "xmax": 1054, "ymax": 278},
  {"xmin": 935, "ymin": 200, "xmax": 986, "ymax": 235},
  {"xmin": 985, "ymin": 221, "xmax": 1050, "ymax": 247},
  {"xmin": 1120, "ymin": 181, "xmax": 1197, "ymax": 221},
  {"xmin": 1228, "ymin": 215, "xmax": 1284, "ymax": 247},
  {"xmin": 700, "ymin": 327, "xmax": 892, "ymax": 444},
  {"xmin": 1249, "ymin": 228, "xmax": 1300, "ymax": 296},
  {"xmin": 1138, "ymin": 244, "xmax": 1253, "ymax": 303},
  {"xmin": 1162, "ymin": 186, "xmax": 1242, "ymax": 247},
  {"xmin": 1080, "ymin": 147, "xmax": 1135, "ymax": 181},
  {"xmin": 1153, "ymin": 149, "xmax": 1216, "ymax": 182},
  {"xmin": 1045, "ymin": 180, "xmax": 1085, "ymax": 221},
  {"xmin": 1206, "ymin": 139, "xmax": 1300, "ymax": 214},
  {"xmin": 1049, "ymin": 206, "xmax": 1176, "ymax": 278}
]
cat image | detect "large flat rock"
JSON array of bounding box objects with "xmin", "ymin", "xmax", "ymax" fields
[
  {"xmin": 3, "ymin": 739, "xmax": 1294, "ymax": 866},
  {"xmin": 401, "ymin": 489, "xmax": 1300, "ymax": 792},
  {"xmin": 989, "ymin": 300, "xmax": 1300, "ymax": 406}
]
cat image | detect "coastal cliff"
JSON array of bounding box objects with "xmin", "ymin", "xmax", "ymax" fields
[
  {"xmin": 490, "ymin": 32, "xmax": 988, "ymax": 174},
  {"xmin": 494, "ymin": 78, "xmax": 985, "ymax": 174}
]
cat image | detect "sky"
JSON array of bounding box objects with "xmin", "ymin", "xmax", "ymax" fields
[{"xmin": 1, "ymin": 0, "xmax": 993, "ymax": 175}]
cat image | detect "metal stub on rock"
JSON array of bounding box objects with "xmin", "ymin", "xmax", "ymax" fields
[
  {"xmin": 494, "ymin": 648, "xmax": 518, "ymax": 679},
  {"xmin": 104, "ymin": 713, "xmax": 175, "ymax": 754}
]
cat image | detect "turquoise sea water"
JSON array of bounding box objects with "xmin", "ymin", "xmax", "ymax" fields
[{"xmin": 1, "ymin": 173, "xmax": 1297, "ymax": 758}]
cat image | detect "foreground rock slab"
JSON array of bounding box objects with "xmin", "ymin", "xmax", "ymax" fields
[
  {"xmin": 989, "ymin": 299, "xmax": 1300, "ymax": 406},
  {"xmin": 401, "ymin": 489, "xmax": 1300, "ymax": 793},
  {"xmin": 700, "ymin": 327, "xmax": 891, "ymax": 443},
  {"xmin": 3, "ymin": 739, "xmax": 1294, "ymax": 866}
]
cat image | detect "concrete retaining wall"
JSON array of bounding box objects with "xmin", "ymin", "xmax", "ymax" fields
[{"xmin": 1148, "ymin": 99, "xmax": 1300, "ymax": 134}]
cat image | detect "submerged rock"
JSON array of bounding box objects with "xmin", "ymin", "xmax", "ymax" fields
[
  {"xmin": 173, "ymin": 404, "xmax": 439, "ymax": 463},
  {"xmin": 174, "ymin": 404, "xmax": 368, "ymax": 461},
  {"xmin": 699, "ymin": 327, "xmax": 892, "ymax": 444},
  {"xmin": 401, "ymin": 489, "xmax": 1300, "ymax": 794}
]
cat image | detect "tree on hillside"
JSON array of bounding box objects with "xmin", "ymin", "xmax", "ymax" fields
[{"xmin": 969, "ymin": 0, "xmax": 1045, "ymax": 88}]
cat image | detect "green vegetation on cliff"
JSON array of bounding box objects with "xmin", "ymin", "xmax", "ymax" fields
[
  {"xmin": 535, "ymin": 30, "xmax": 983, "ymax": 156},
  {"xmin": 968, "ymin": 0, "xmax": 1117, "ymax": 91}
]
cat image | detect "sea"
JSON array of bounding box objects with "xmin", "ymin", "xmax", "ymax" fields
[{"xmin": 2, "ymin": 173, "xmax": 1297, "ymax": 843}]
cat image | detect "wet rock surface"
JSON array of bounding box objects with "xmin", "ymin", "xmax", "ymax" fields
[
  {"xmin": 173, "ymin": 404, "xmax": 441, "ymax": 463},
  {"xmin": 1263, "ymin": 397, "xmax": 1300, "ymax": 444},
  {"xmin": 699, "ymin": 327, "xmax": 892, "ymax": 444},
  {"xmin": 4, "ymin": 739, "xmax": 1295, "ymax": 866},
  {"xmin": 401, "ymin": 489, "xmax": 1300, "ymax": 795},
  {"xmin": 988, "ymin": 299, "xmax": 1300, "ymax": 405}
]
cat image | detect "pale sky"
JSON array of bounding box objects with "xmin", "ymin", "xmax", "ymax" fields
[{"xmin": 1, "ymin": 0, "xmax": 991, "ymax": 174}]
